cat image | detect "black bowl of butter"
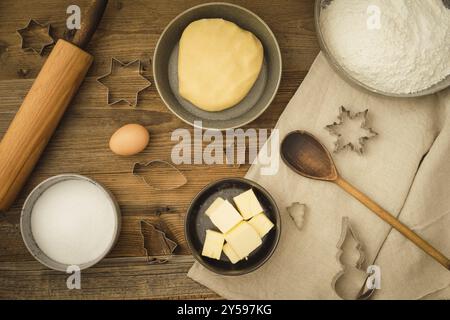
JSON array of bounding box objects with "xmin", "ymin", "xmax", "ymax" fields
[{"xmin": 185, "ymin": 177, "xmax": 281, "ymax": 275}]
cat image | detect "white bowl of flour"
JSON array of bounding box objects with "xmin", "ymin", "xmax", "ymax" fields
[
  {"xmin": 20, "ymin": 175, "xmax": 121, "ymax": 271},
  {"xmin": 316, "ymin": 0, "xmax": 450, "ymax": 96}
]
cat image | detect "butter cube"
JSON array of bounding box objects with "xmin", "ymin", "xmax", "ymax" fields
[
  {"xmin": 223, "ymin": 243, "xmax": 241, "ymax": 264},
  {"xmin": 209, "ymin": 200, "xmax": 243, "ymax": 233},
  {"xmin": 202, "ymin": 230, "xmax": 224, "ymax": 260},
  {"xmin": 233, "ymin": 189, "xmax": 264, "ymax": 220},
  {"xmin": 248, "ymin": 213, "xmax": 274, "ymax": 238},
  {"xmin": 205, "ymin": 197, "xmax": 224, "ymax": 217},
  {"xmin": 224, "ymin": 221, "xmax": 262, "ymax": 259}
]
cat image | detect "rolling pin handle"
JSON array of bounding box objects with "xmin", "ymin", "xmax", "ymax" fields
[{"xmin": 71, "ymin": 0, "xmax": 108, "ymax": 49}]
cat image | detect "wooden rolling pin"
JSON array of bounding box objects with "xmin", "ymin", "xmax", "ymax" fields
[{"xmin": 0, "ymin": 0, "xmax": 108, "ymax": 211}]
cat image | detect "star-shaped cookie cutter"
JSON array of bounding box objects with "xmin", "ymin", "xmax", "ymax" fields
[
  {"xmin": 17, "ymin": 19, "xmax": 54, "ymax": 55},
  {"xmin": 325, "ymin": 106, "xmax": 378, "ymax": 154},
  {"xmin": 97, "ymin": 58, "xmax": 151, "ymax": 107}
]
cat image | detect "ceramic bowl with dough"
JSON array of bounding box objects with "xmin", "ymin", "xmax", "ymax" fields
[
  {"xmin": 153, "ymin": 2, "xmax": 282, "ymax": 130},
  {"xmin": 178, "ymin": 18, "xmax": 264, "ymax": 112}
]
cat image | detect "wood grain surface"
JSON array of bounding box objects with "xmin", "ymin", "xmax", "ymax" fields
[{"xmin": 0, "ymin": 0, "xmax": 319, "ymax": 299}]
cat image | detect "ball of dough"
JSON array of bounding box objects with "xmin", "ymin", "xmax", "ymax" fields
[{"xmin": 178, "ymin": 19, "xmax": 264, "ymax": 112}]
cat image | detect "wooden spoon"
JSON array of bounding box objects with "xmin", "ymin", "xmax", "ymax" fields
[{"xmin": 281, "ymin": 130, "xmax": 450, "ymax": 270}]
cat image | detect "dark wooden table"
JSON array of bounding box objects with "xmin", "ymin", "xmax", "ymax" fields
[{"xmin": 0, "ymin": 0, "xmax": 319, "ymax": 299}]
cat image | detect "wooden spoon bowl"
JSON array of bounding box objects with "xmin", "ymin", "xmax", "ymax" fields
[{"xmin": 281, "ymin": 130, "xmax": 337, "ymax": 181}]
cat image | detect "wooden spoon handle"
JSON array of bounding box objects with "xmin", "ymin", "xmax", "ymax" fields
[{"xmin": 335, "ymin": 176, "xmax": 450, "ymax": 270}]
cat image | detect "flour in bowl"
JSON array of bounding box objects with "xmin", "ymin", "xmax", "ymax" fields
[{"xmin": 320, "ymin": 0, "xmax": 450, "ymax": 94}]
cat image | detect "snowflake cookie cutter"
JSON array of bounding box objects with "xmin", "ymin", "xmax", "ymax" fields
[
  {"xmin": 325, "ymin": 106, "xmax": 377, "ymax": 154},
  {"xmin": 97, "ymin": 58, "xmax": 151, "ymax": 107},
  {"xmin": 17, "ymin": 19, "xmax": 54, "ymax": 55}
]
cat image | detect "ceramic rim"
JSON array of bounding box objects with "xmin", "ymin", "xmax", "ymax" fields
[{"xmin": 153, "ymin": 2, "xmax": 283, "ymax": 130}]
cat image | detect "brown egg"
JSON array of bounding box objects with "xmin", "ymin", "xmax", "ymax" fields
[{"xmin": 109, "ymin": 124, "xmax": 149, "ymax": 156}]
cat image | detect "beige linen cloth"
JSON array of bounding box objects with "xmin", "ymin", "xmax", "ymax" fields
[{"xmin": 188, "ymin": 53, "xmax": 450, "ymax": 299}]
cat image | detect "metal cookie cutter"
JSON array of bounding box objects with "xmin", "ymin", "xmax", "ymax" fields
[
  {"xmin": 97, "ymin": 58, "xmax": 151, "ymax": 107},
  {"xmin": 325, "ymin": 106, "xmax": 378, "ymax": 154},
  {"xmin": 332, "ymin": 217, "xmax": 375, "ymax": 300},
  {"xmin": 139, "ymin": 220, "xmax": 178, "ymax": 264},
  {"xmin": 132, "ymin": 160, "xmax": 187, "ymax": 190},
  {"xmin": 287, "ymin": 202, "xmax": 307, "ymax": 230},
  {"xmin": 17, "ymin": 19, "xmax": 54, "ymax": 55}
]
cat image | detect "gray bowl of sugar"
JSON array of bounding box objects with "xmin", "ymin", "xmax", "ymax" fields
[{"xmin": 20, "ymin": 174, "xmax": 121, "ymax": 272}]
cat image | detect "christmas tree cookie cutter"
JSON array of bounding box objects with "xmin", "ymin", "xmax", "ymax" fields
[
  {"xmin": 287, "ymin": 202, "xmax": 307, "ymax": 230},
  {"xmin": 139, "ymin": 220, "xmax": 178, "ymax": 264}
]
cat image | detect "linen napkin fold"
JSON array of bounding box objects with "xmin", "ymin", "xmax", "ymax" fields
[
  {"xmin": 372, "ymin": 89, "xmax": 450, "ymax": 300},
  {"xmin": 188, "ymin": 53, "xmax": 450, "ymax": 299}
]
